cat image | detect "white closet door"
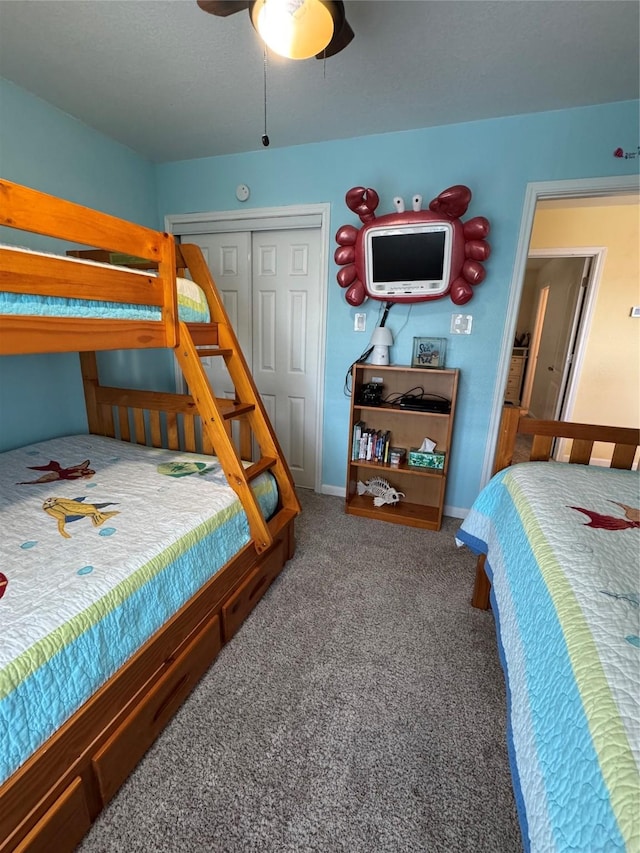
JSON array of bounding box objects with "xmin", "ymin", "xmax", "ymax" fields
[
  {"xmin": 251, "ymin": 229, "xmax": 319, "ymax": 490},
  {"xmin": 181, "ymin": 228, "xmax": 320, "ymax": 490},
  {"xmin": 183, "ymin": 232, "xmax": 251, "ymax": 402}
]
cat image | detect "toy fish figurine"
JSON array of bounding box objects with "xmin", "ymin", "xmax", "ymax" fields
[
  {"xmin": 357, "ymin": 477, "xmax": 405, "ymax": 507},
  {"xmin": 18, "ymin": 459, "xmax": 95, "ymax": 485},
  {"xmin": 43, "ymin": 496, "xmax": 119, "ymax": 539}
]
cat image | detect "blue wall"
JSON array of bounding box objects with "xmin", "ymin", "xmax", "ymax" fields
[
  {"xmin": 1, "ymin": 75, "xmax": 638, "ymax": 509},
  {"xmin": 156, "ymin": 100, "xmax": 640, "ymax": 510},
  {"xmin": 0, "ymin": 79, "xmax": 171, "ymax": 452}
]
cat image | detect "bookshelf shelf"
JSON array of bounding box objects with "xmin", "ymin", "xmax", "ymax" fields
[{"xmin": 345, "ymin": 364, "xmax": 459, "ymax": 531}]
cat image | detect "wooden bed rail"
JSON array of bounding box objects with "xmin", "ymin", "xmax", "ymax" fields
[
  {"xmin": 0, "ymin": 178, "xmax": 179, "ymax": 349},
  {"xmin": 0, "ymin": 180, "xmax": 170, "ymax": 265},
  {"xmin": 81, "ymin": 352, "xmax": 246, "ymax": 458},
  {"xmin": 493, "ymin": 405, "xmax": 640, "ymax": 474}
]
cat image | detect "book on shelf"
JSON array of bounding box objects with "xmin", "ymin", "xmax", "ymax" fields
[{"xmin": 351, "ymin": 423, "xmax": 391, "ymax": 463}]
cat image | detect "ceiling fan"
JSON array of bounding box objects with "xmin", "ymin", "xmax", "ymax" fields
[{"xmin": 197, "ymin": 0, "xmax": 354, "ymax": 60}]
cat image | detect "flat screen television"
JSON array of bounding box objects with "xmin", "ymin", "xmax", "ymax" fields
[{"xmin": 364, "ymin": 222, "xmax": 454, "ymax": 299}]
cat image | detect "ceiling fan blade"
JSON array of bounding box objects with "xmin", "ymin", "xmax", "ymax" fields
[
  {"xmin": 315, "ymin": 2, "xmax": 354, "ymax": 59},
  {"xmin": 196, "ymin": 0, "xmax": 252, "ymax": 17}
]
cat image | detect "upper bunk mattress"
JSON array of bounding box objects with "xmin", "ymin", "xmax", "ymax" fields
[
  {"xmin": 0, "ymin": 245, "xmax": 210, "ymax": 322},
  {"xmin": 0, "ymin": 434, "xmax": 278, "ymax": 785},
  {"xmin": 456, "ymin": 462, "xmax": 640, "ymax": 852}
]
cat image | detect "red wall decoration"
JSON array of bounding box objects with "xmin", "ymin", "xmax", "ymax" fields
[{"xmin": 335, "ymin": 185, "xmax": 491, "ymax": 306}]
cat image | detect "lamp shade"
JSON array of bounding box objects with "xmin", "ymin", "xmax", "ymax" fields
[
  {"xmin": 369, "ymin": 325, "xmax": 393, "ymax": 365},
  {"xmin": 369, "ymin": 326, "xmax": 393, "ymax": 347},
  {"xmin": 251, "ymin": 0, "xmax": 335, "ymax": 60}
]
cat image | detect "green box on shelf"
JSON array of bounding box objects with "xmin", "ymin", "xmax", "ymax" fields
[{"xmin": 408, "ymin": 448, "xmax": 446, "ymax": 469}]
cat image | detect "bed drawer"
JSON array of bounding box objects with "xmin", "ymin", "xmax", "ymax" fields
[
  {"xmin": 222, "ymin": 540, "xmax": 285, "ymax": 642},
  {"xmin": 92, "ymin": 614, "xmax": 221, "ymax": 805},
  {"xmin": 13, "ymin": 776, "xmax": 91, "ymax": 853}
]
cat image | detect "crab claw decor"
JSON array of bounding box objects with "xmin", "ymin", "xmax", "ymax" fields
[{"xmin": 335, "ymin": 185, "xmax": 491, "ymax": 306}]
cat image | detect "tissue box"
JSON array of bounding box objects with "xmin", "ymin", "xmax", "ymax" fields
[{"xmin": 408, "ymin": 448, "xmax": 446, "ymax": 469}]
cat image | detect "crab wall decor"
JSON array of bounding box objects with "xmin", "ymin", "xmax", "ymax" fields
[{"xmin": 334, "ymin": 185, "xmax": 491, "ymax": 306}]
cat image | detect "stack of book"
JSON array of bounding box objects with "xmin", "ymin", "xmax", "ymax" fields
[{"xmin": 352, "ymin": 421, "xmax": 391, "ymax": 463}]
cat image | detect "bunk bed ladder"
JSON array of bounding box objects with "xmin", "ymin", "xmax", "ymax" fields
[{"xmin": 177, "ymin": 243, "xmax": 301, "ymax": 553}]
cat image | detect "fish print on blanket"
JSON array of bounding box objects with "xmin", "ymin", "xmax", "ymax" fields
[
  {"xmin": 157, "ymin": 461, "xmax": 217, "ymax": 478},
  {"xmin": 0, "ymin": 572, "xmax": 7, "ymax": 600},
  {"xmin": 569, "ymin": 500, "xmax": 640, "ymax": 530},
  {"xmin": 17, "ymin": 459, "xmax": 95, "ymax": 485},
  {"xmin": 43, "ymin": 496, "xmax": 119, "ymax": 539}
]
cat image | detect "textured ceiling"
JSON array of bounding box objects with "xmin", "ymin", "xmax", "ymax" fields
[{"xmin": 0, "ymin": 0, "xmax": 638, "ymax": 163}]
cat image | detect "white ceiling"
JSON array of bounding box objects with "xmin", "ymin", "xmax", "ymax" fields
[{"xmin": 0, "ymin": 1, "xmax": 638, "ymax": 164}]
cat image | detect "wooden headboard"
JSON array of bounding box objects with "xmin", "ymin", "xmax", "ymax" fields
[{"xmin": 493, "ymin": 405, "xmax": 640, "ymax": 474}]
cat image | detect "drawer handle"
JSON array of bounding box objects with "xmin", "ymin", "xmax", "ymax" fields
[
  {"xmin": 152, "ymin": 674, "xmax": 189, "ymax": 724},
  {"xmin": 249, "ymin": 573, "xmax": 269, "ymax": 602}
]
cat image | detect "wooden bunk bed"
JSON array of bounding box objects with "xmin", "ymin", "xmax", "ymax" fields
[
  {"xmin": 0, "ymin": 179, "xmax": 301, "ymax": 853},
  {"xmin": 457, "ymin": 405, "xmax": 639, "ymax": 851}
]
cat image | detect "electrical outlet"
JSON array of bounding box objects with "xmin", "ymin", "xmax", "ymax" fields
[
  {"xmin": 630, "ymin": 306, "xmax": 640, "ymax": 318},
  {"xmin": 451, "ymin": 313, "xmax": 473, "ymax": 334},
  {"xmin": 354, "ymin": 312, "xmax": 366, "ymax": 332}
]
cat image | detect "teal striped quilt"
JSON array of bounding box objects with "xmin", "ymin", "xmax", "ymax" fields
[
  {"xmin": 0, "ymin": 245, "xmax": 210, "ymax": 322},
  {"xmin": 0, "ymin": 435, "xmax": 278, "ymax": 785},
  {"xmin": 457, "ymin": 462, "xmax": 639, "ymax": 852}
]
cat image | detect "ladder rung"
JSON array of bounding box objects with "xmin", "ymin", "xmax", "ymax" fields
[
  {"xmin": 245, "ymin": 456, "xmax": 277, "ymax": 481},
  {"xmin": 186, "ymin": 322, "xmax": 218, "ymax": 345},
  {"xmin": 268, "ymin": 506, "xmax": 299, "ymax": 535},
  {"xmin": 216, "ymin": 400, "xmax": 256, "ymax": 420},
  {"xmin": 197, "ymin": 348, "xmax": 233, "ymax": 358}
]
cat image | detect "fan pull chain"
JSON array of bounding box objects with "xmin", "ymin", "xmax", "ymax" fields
[{"xmin": 262, "ymin": 47, "xmax": 270, "ymax": 147}]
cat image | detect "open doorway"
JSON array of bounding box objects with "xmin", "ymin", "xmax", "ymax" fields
[
  {"xmin": 516, "ymin": 252, "xmax": 595, "ymax": 420},
  {"xmin": 481, "ymin": 175, "xmax": 640, "ymax": 485}
]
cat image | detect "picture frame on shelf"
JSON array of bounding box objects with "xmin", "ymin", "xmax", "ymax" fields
[{"xmin": 412, "ymin": 337, "xmax": 447, "ymax": 369}]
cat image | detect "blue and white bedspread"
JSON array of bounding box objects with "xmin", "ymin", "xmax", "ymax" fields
[
  {"xmin": 456, "ymin": 462, "xmax": 640, "ymax": 853},
  {"xmin": 0, "ymin": 245, "xmax": 210, "ymax": 322},
  {"xmin": 0, "ymin": 435, "xmax": 278, "ymax": 786}
]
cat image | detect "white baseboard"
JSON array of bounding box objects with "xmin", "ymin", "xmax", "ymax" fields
[
  {"xmin": 444, "ymin": 505, "xmax": 467, "ymax": 520},
  {"xmin": 320, "ymin": 484, "xmax": 345, "ymax": 498}
]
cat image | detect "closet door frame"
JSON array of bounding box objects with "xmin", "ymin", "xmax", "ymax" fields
[{"xmin": 165, "ymin": 204, "xmax": 330, "ymax": 493}]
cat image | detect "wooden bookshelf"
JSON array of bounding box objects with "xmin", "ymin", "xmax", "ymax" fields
[{"xmin": 345, "ymin": 364, "xmax": 459, "ymax": 531}]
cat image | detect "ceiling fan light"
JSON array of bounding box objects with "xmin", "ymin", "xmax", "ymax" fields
[{"xmin": 251, "ymin": 0, "xmax": 335, "ymax": 60}]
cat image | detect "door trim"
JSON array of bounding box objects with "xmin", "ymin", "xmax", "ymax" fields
[
  {"xmin": 480, "ymin": 174, "xmax": 639, "ymax": 489},
  {"xmin": 164, "ymin": 204, "xmax": 330, "ymax": 493}
]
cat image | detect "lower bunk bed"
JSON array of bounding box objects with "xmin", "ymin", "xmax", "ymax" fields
[
  {"xmin": 0, "ymin": 179, "xmax": 300, "ymax": 852},
  {"xmin": 0, "ymin": 434, "xmax": 295, "ymax": 853},
  {"xmin": 457, "ymin": 406, "xmax": 640, "ymax": 852}
]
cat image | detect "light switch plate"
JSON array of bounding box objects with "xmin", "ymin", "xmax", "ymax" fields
[
  {"xmin": 354, "ymin": 312, "xmax": 366, "ymax": 332},
  {"xmin": 451, "ymin": 313, "xmax": 473, "ymax": 334}
]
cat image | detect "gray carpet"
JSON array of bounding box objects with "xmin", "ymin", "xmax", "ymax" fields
[{"xmin": 79, "ymin": 491, "xmax": 522, "ymax": 853}]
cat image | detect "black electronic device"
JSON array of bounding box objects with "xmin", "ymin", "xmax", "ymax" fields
[
  {"xmin": 356, "ymin": 383, "xmax": 383, "ymax": 406},
  {"xmin": 397, "ymin": 397, "xmax": 451, "ymax": 414}
]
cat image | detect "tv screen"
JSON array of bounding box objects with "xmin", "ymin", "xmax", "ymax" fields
[
  {"xmin": 364, "ymin": 223, "xmax": 453, "ymax": 299},
  {"xmin": 372, "ymin": 231, "xmax": 446, "ymax": 282}
]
